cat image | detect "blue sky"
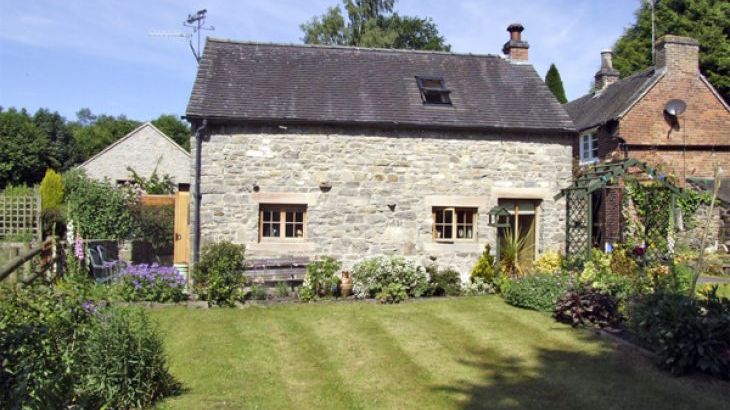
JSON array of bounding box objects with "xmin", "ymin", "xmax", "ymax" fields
[{"xmin": 0, "ymin": 0, "xmax": 642, "ymax": 122}]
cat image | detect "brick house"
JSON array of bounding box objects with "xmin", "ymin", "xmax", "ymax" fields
[
  {"xmin": 565, "ymin": 35, "xmax": 730, "ymax": 248},
  {"xmin": 185, "ymin": 24, "xmax": 576, "ymax": 278},
  {"xmin": 565, "ymin": 35, "xmax": 730, "ymax": 180}
]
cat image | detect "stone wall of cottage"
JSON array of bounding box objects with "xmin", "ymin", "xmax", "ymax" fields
[
  {"xmin": 81, "ymin": 124, "xmax": 191, "ymax": 185},
  {"xmin": 194, "ymin": 125, "xmax": 573, "ymax": 279}
]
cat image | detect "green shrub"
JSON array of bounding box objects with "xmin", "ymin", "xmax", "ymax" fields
[
  {"xmin": 470, "ymin": 244, "xmax": 497, "ymax": 282},
  {"xmin": 78, "ymin": 307, "xmax": 178, "ymax": 408},
  {"xmin": 376, "ymin": 282, "xmax": 408, "ymax": 304},
  {"xmin": 532, "ymin": 251, "xmax": 563, "ymax": 275},
  {"xmin": 427, "ymin": 264, "xmax": 462, "ymax": 296},
  {"xmin": 0, "ymin": 285, "xmax": 83, "ymax": 407},
  {"xmin": 1, "ymin": 184, "xmax": 33, "ymax": 197},
  {"xmin": 553, "ymin": 286, "xmax": 623, "ymax": 328},
  {"xmin": 609, "ymin": 246, "xmax": 639, "ymax": 276},
  {"xmin": 249, "ymin": 284, "xmax": 268, "ymax": 301},
  {"xmin": 630, "ymin": 290, "xmax": 730, "ymax": 379},
  {"xmin": 462, "ymin": 277, "xmax": 495, "ymax": 296},
  {"xmin": 276, "ymin": 282, "xmax": 291, "ymax": 297},
  {"xmin": 136, "ymin": 205, "xmax": 175, "ymax": 256},
  {"xmin": 0, "ymin": 283, "xmax": 176, "ymax": 407},
  {"xmin": 39, "ymin": 168, "xmax": 63, "ymax": 211},
  {"xmin": 63, "ymin": 170, "xmax": 138, "ymax": 240},
  {"xmin": 193, "ymin": 241, "xmax": 247, "ymax": 306},
  {"xmin": 504, "ymin": 273, "xmax": 573, "ymax": 311},
  {"xmin": 351, "ymin": 256, "xmax": 428, "ymax": 301},
  {"xmin": 300, "ymin": 257, "xmax": 341, "ymax": 301}
]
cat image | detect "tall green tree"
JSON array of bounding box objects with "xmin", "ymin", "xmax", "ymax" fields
[
  {"xmin": 0, "ymin": 109, "xmax": 50, "ymax": 188},
  {"xmin": 545, "ymin": 63, "xmax": 568, "ymax": 104},
  {"xmin": 151, "ymin": 114, "xmax": 191, "ymax": 151},
  {"xmin": 32, "ymin": 109, "xmax": 80, "ymax": 170},
  {"xmin": 301, "ymin": 0, "xmax": 450, "ymax": 51},
  {"xmin": 612, "ymin": 0, "xmax": 730, "ymax": 103},
  {"xmin": 71, "ymin": 109, "xmax": 140, "ymax": 161}
]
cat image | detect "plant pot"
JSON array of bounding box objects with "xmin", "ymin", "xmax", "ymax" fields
[{"xmin": 340, "ymin": 271, "xmax": 353, "ymax": 297}]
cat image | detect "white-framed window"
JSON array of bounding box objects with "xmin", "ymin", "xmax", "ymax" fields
[
  {"xmin": 259, "ymin": 204, "xmax": 306, "ymax": 241},
  {"xmin": 432, "ymin": 207, "xmax": 477, "ymax": 241},
  {"xmin": 579, "ymin": 133, "xmax": 599, "ymax": 164}
]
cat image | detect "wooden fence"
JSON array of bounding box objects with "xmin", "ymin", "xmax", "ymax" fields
[
  {"xmin": 0, "ymin": 237, "xmax": 65, "ymax": 285},
  {"xmin": 0, "ymin": 193, "xmax": 41, "ymax": 241}
]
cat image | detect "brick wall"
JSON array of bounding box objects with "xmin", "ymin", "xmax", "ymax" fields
[{"xmin": 615, "ymin": 71, "xmax": 730, "ymax": 181}]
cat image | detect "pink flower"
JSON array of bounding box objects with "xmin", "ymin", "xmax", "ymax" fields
[{"xmin": 74, "ymin": 234, "xmax": 84, "ymax": 260}]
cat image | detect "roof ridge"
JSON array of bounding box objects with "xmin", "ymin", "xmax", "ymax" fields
[{"xmin": 205, "ymin": 37, "xmax": 504, "ymax": 59}]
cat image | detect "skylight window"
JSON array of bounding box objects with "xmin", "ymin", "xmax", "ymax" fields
[{"xmin": 416, "ymin": 76, "xmax": 452, "ymax": 105}]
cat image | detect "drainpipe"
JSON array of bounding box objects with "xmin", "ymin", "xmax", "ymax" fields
[{"xmin": 191, "ymin": 119, "xmax": 208, "ymax": 265}]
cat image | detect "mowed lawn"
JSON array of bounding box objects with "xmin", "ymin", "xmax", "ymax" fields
[{"xmin": 150, "ymin": 297, "xmax": 729, "ymax": 409}]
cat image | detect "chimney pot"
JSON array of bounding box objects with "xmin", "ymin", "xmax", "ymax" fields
[
  {"xmin": 594, "ymin": 49, "xmax": 620, "ymax": 91},
  {"xmin": 507, "ymin": 23, "xmax": 524, "ymax": 41},
  {"xmin": 503, "ymin": 23, "xmax": 529, "ymax": 61}
]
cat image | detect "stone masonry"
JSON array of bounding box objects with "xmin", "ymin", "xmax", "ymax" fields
[
  {"xmin": 195, "ymin": 124, "xmax": 573, "ymax": 279},
  {"xmin": 80, "ymin": 123, "xmax": 191, "ymax": 185}
]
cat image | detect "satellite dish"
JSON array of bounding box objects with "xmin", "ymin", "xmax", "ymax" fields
[{"xmin": 664, "ymin": 99, "xmax": 687, "ymax": 117}]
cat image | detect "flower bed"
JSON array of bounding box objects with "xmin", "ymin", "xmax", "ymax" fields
[{"xmin": 118, "ymin": 263, "xmax": 186, "ymax": 303}]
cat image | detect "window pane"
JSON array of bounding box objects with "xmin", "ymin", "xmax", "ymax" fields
[
  {"xmin": 271, "ymin": 225, "xmax": 279, "ymax": 237},
  {"xmin": 262, "ymin": 224, "xmax": 271, "ymax": 237},
  {"xmin": 286, "ymin": 211, "xmax": 293, "ymax": 222},
  {"xmin": 444, "ymin": 210, "xmax": 452, "ymax": 223},
  {"xmin": 444, "ymin": 226, "xmax": 452, "ymax": 239},
  {"xmin": 295, "ymin": 212, "xmax": 303, "ymax": 223},
  {"xmin": 272, "ymin": 211, "xmax": 280, "ymax": 222},
  {"xmin": 435, "ymin": 225, "xmax": 444, "ymax": 239},
  {"xmin": 295, "ymin": 224, "xmax": 304, "ymax": 237},
  {"xmin": 465, "ymin": 226, "xmax": 473, "ymax": 238},
  {"xmin": 465, "ymin": 212, "xmax": 473, "ymax": 223},
  {"xmin": 457, "ymin": 211, "xmax": 465, "ymax": 224},
  {"xmin": 285, "ymin": 224, "xmax": 294, "ymax": 237},
  {"xmin": 263, "ymin": 211, "xmax": 272, "ymax": 222},
  {"xmin": 435, "ymin": 210, "xmax": 443, "ymax": 223}
]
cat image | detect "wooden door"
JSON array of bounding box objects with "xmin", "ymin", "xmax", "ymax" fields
[{"xmin": 173, "ymin": 191, "xmax": 190, "ymax": 264}]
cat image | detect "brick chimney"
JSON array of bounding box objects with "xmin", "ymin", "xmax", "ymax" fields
[
  {"xmin": 502, "ymin": 23, "xmax": 529, "ymax": 61},
  {"xmin": 655, "ymin": 35, "xmax": 699, "ymax": 75},
  {"xmin": 594, "ymin": 49, "xmax": 620, "ymax": 90}
]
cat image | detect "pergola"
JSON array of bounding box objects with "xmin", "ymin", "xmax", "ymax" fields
[{"xmin": 555, "ymin": 158, "xmax": 687, "ymax": 266}]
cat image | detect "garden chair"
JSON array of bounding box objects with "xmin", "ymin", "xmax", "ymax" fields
[
  {"xmin": 87, "ymin": 248, "xmax": 116, "ymax": 283},
  {"xmin": 97, "ymin": 245, "xmax": 125, "ymax": 274}
]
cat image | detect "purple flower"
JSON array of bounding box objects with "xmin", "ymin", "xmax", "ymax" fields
[{"xmin": 82, "ymin": 300, "xmax": 97, "ymax": 314}]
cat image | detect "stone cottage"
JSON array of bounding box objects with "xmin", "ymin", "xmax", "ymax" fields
[
  {"xmin": 185, "ymin": 24, "xmax": 576, "ymax": 278},
  {"xmin": 565, "ymin": 35, "xmax": 730, "ymax": 248},
  {"xmin": 79, "ymin": 122, "xmax": 190, "ymax": 189}
]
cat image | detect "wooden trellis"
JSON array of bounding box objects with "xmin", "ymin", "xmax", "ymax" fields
[
  {"xmin": 0, "ymin": 193, "xmax": 42, "ymax": 241},
  {"xmin": 556, "ymin": 158, "xmax": 686, "ymax": 267}
]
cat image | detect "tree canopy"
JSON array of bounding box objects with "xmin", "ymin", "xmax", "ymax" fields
[
  {"xmin": 545, "ymin": 64, "xmax": 568, "ymax": 104},
  {"xmin": 0, "ymin": 107, "xmax": 190, "ymax": 189},
  {"xmin": 301, "ymin": 0, "xmax": 450, "ymax": 51},
  {"xmin": 151, "ymin": 114, "xmax": 191, "ymax": 151},
  {"xmin": 612, "ymin": 0, "xmax": 730, "ymax": 103},
  {"xmin": 0, "ymin": 109, "xmax": 50, "ymax": 188}
]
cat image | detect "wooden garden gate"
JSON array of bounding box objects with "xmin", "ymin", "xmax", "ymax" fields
[{"xmin": 173, "ymin": 191, "xmax": 190, "ymax": 264}]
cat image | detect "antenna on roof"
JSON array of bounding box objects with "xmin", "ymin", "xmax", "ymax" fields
[
  {"xmin": 648, "ymin": 0, "xmax": 658, "ymax": 64},
  {"xmin": 184, "ymin": 9, "xmax": 215, "ymax": 63},
  {"xmin": 148, "ymin": 9, "xmax": 214, "ymax": 64}
]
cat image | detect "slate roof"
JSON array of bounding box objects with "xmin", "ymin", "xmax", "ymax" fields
[
  {"xmin": 186, "ymin": 38, "xmax": 575, "ymax": 134},
  {"xmin": 564, "ymin": 68, "xmax": 664, "ymax": 131}
]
